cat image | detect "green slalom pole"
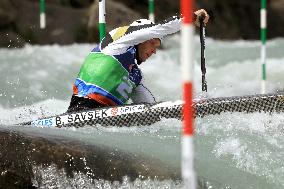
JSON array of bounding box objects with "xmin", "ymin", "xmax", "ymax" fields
[
  {"xmin": 148, "ymin": 0, "xmax": 155, "ymax": 22},
  {"xmin": 40, "ymin": 0, "xmax": 46, "ymax": 29},
  {"xmin": 99, "ymin": 0, "xmax": 106, "ymax": 41},
  {"xmin": 260, "ymin": 0, "xmax": 267, "ymax": 94}
]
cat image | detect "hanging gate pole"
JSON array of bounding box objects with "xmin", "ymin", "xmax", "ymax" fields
[
  {"xmin": 148, "ymin": 0, "xmax": 155, "ymax": 23},
  {"xmin": 260, "ymin": 0, "xmax": 267, "ymax": 94},
  {"xmin": 39, "ymin": 0, "xmax": 46, "ymax": 29},
  {"xmin": 181, "ymin": 0, "xmax": 196, "ymax": 188},
  {"xmin": 99, "ymin": 0, "xmax": 106, "ymax": 41}
]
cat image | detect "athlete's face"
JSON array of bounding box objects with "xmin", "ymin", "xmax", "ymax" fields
[{"xmin": 137, "ymin": 38, "xmax": 161, "ymax": 63}]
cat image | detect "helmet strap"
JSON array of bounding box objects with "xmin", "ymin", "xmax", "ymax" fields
[{"xmin": 135, "ymin": 45, "xmax": 142, "ymax": 65}]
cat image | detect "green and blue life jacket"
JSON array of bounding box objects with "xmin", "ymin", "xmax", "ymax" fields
[{"xmin": 73, "ymin": 45, "xmax": 141, "ymax": 105}]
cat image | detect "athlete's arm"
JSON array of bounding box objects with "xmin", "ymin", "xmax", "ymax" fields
[
  {"xmin": 102, "ymin": 16, "xmax": 181, "ymax": 55},
  {"xmin": 130, "ymin": 82, "xmax": 156, "ymax": 104},
  {"xmin": 101, "ymin": 9, "xmax": 209, "ymax": 55}
]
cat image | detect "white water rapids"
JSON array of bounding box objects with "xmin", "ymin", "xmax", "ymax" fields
[{"xmin": 0, "ymin": 35, "xmax": 283, "ymax": 188}]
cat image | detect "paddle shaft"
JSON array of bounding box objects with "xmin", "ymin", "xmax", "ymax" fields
[{"xmin": 199, "ymin": 16, "xmax": 207, "ymax": 92}]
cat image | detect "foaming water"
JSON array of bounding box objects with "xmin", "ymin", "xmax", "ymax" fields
[
  {"xmin": 196, "ymin": 112, "xmax": 284, "ymax": 188},
  {"xmin": 32, "ymin": 164, "xmax": 182, "ymax": 189},
  {"xmin": 0, "ymin": 36, "xmax": 284, "ymax": 188}
]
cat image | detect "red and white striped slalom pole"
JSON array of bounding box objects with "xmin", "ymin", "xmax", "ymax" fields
[{"xmin": 181, "ymin": 0, "xmax": 196, "ymax": 188}]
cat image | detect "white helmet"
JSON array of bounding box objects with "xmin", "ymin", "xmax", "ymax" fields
[{"xmin": 130, "ymin": 19, "xmax": 154, "ymax": 26}]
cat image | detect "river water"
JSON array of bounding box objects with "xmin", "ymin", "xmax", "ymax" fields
[{"xmin": 0, "ymin": 35, "xmax": 283, "ymax": 188}]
